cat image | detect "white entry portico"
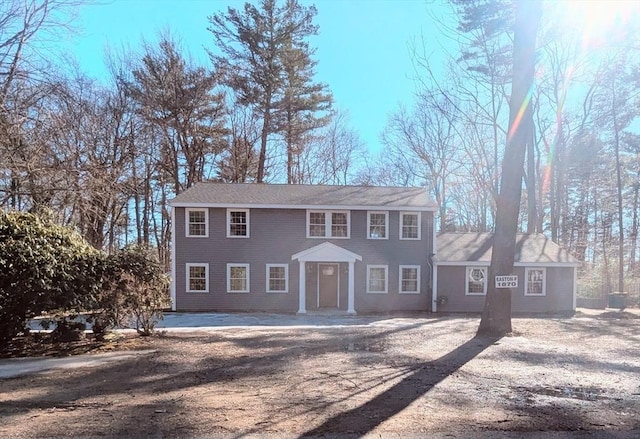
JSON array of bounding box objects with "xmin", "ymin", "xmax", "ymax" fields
[{"xmin": 291, "ymin": 242, "xmax": 362, "ymax": 314}]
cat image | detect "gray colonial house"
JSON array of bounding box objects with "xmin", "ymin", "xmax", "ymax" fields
[
  {"xmin": 169, "ymin": 183, "xmax": 580, "ymax": 314},
  {"xmin": 169, "ymin": 183, "xmax": 437, "ymax": 314}
]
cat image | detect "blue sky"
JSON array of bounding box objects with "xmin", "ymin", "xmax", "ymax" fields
[{"xmin": 60, "ymin": 0, "xmax": 449, "ymax": 153}]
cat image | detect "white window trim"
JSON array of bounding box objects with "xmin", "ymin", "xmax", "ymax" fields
[
  {"xmin": 226, "ymin": 208, "xmax": 250, "ymax": 238},
  {"xmin": 367, "ymin": 265, "xmax": 388, "ymax": 294},
  {"xmin": 186, "ymin": 263, "xmax": 209, "ymax": 293},
  {"xmin": 306, "ymin": 210, "xmax": 351, "ymax": 239},
  {"xmin": 465, "ymin": 266, "xmax": 488, "ymax": 296},
  {"xmin": 266, "ymin": 263, "xmax": 289, "ymax": 293},
  {"xmin": 399, "ymin": 265, "xmax": 421, "ymax": 294},
  {"xmin": 367, "ymin": 211, "xmax": 389, "ymax": 240},
  {"xmin": 399, "ymin": 211, "xmax": 421, "ymax": 240},
  {"xmin": 525, "ymin": 267, "xmax": 547, "ymax": 296},
  {"xmin": 185, "ymin": 208, "xmax": 208, "ymax": 238},
  {"xmin": 227, "ymin": 263, "xmax": 250, "ymax": 293}
]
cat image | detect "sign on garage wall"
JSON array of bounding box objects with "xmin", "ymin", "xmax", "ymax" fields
[{"xmin": 495, "ymin": 275, "xmax": 518, "ymax": 288}]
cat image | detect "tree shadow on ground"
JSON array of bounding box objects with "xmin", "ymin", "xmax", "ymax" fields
[
  {"xmin": 554, "ymin": 318, "xmax": 640, "ymax": 340},
  {"xmin": 1, "ymin": 322, "xmax": 448, "ymax": 436},
  {"xmin": 500, "ymin": 388, "xmax": 640, "ymax": 434},
  {"xmin": 500, "ymin": 349, "xmax": 640, "ymax": 374},
  {"xmin": 298, "ymin": 334, "xmax": 499, "ymax": 438}
]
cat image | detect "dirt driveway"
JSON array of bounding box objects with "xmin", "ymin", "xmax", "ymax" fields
[{"xmin": 1, "ymin": 311, "xmax": 639, "ymax": 438}]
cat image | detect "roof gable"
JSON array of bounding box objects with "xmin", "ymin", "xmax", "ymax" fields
[
  {"xmin": 292, "ymin": 242, "xmax": 362, "ymax": 262},
  {"xmin": 170, "ymin": 183, "xmax": 436, "ymax": 211},
  {"xmin": 434, "ymin": 233, "xmax": 581, "ymax": 266}
]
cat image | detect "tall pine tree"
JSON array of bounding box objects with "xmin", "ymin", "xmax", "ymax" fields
[
  {"xmin": 275, "ymin": 23, "xmax": 332, "ymax": 183},
  {"xmin": 208, "ymin": 0, "xmax": 330, "ymax": 183}
]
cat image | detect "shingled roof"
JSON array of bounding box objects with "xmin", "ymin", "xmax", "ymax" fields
[
  {"xmin": 170, "ymin": 183, "xmax": 437, "ymax": 210},
  {"xmin": 434, "ymin": 233, "xmax": 581, "ymax": 266}
]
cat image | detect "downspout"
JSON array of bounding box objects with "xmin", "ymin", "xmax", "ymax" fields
[
  {"xmin": 429, "ymin": 253, "xmax": 437, "ymax": 312},
  {"xmin": 430, "ymin": 213, "xmax": 438, "ymax": 312},
  {"xmin": 572, "ymin": 265, "xmax": 578, "ymax": 311},
  {"xmin": 170, "ymin": 206, "xmax": 177, "ymax": 311}
]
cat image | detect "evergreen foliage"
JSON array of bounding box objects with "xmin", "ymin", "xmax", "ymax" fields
[
  {"xmin": 208, "ymin": 0, "xmax": 331, "ymax": 183},
  {"xmin": 0, "ymin": 211, "xmax": 104, "ymax": 346},
  {"xmin": 0, "ymin": 212, "xmax": 170, "ymax": 345},
  {"xmin": 128, "ymin": 35, "xmax": 228, "ymax": 194}
]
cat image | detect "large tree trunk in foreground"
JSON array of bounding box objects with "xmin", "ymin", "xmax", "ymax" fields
[{"xmin": 477, "ymin": 0, "xmax": 541, "ymax": 336}]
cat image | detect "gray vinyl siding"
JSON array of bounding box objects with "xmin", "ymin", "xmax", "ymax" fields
[
  {"xmin": 513, "ymin": 267, "xmax": 574, "ymax": 313},
  {"xmin": 436, "ymin": 265, "xmax": 574, "ymax": 313},
  {"xmin": 173, "ymin": 207, "xmax": 434, "ymax": 312},
  {"xmin": 436, "ymin": 266, "xmax": 486, "ymax": 313}
]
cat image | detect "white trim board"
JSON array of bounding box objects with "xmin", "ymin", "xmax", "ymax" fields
[
  {"xmin": 433, "ymin": 261, "xmax": 580, "ymax": 268},
  {"xmin": 170, "ymin": 202, "xmax": 437, "ymax": 212}
]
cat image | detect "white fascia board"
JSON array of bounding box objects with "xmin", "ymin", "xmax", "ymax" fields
[
  {"xmin": 433, "ymin": 261, "xmax": 490, "ymax": 267},
  {"xmin": 169, "ymin": 201, "xmax": 437, "ymax": 212},
  {"xmin": 433, "ymin": 261, "xmax": 580, "ymax": 268},
  {"xmin": 514, "ymin": 261, "xmax": 581, "ymax": 268}
]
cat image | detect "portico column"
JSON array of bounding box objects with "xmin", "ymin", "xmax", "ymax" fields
[
  {"xmin": 298, "ymin": 261, "xmax": 306, "ymax": 314},
  {"xmin": 347, "ymin": 260, "xmax": 356, "ymax": 314}
]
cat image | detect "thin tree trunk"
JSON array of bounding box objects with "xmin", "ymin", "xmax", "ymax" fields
[
  {"xmin": 526, "ymin": 123, "xmax": 537, "ymax": 233},
  {"xmin": 143, "ymin": 165, "xmax": 151, "ymax": 245},
  {"xmin": 550, "ymin": 158, "xmax": 558, "ymax": 241},
  {"xmin": 257, "ymin": 95, "xmax": 272, "ymax": 183},
  {"xmin": 629, "ymin": 180, "xmax": 639, "ymax": 272},
  {"xmin": 610, "ymin": 85, "xmax": 625, "ymax": 292},
  {"xmin": 286, "ymin": 109, "xmax": 294, "ymax": 184}
]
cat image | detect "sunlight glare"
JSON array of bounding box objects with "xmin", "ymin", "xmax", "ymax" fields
[{"xmin": 555, "ymin": 0, "xmax": 640, "ymax": 48}]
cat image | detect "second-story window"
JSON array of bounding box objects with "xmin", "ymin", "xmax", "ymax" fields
[
  {"xmin": 331, "ymin": 212, "xmax": 348, "ymax": 237},
  {"xmin": 307, "ymin": 210, "xmax": 350, "ymax": 238},
  {"xmin": 186, "ymin": 208, "xmax": 208, "ymax": 237},
  {"xmin": 400, "ymin": 212, "xmax": 421, "ymax": 240},
  {"xmin": 309, "ymin": 212, "xmax": 326, "ymax": 237},
  {"xmin": 367, "ymin": 211, "xmax": 388, "ymax": 239},
  {"xmin": 227, "ymin": 209, "xmax": 249, "ymax": 238}
]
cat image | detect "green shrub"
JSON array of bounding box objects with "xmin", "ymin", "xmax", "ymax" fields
[
  {"xmin": 0, "ymin": 211, "xmax": 103, "ymax": 347},
  {"xmin": 0, "ymin": 212, "xmax": 170, "ymax": 346},
  {"xmin": 93, "ymin": 245, "xmax": 170, "ymax": 337}
]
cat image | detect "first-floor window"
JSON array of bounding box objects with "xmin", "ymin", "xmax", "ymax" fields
[
  {"xmin": 266, "ymin": 264, "xmax": 288, "ymax": 293},
  {"xmin": 466, "ymin": 267, "xmax": 487, "ymax": 295},
  {"xmin": 367, "ymin": 265, "xmax": 388, "ymax": 294},
  {"xmin": 227, "ymin": 263, "xmax": 250, "ymax": 293},
  {"xmin": 186, "ymin": 263, "xmax": 209, "ymax": 292},
  {"xmin": 525, "ymin": 267, "xmax": 546, "ymax": 296},
  {"xmin": 399, "ymin": 265, "xmax": 420, "ymax": 294}
]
